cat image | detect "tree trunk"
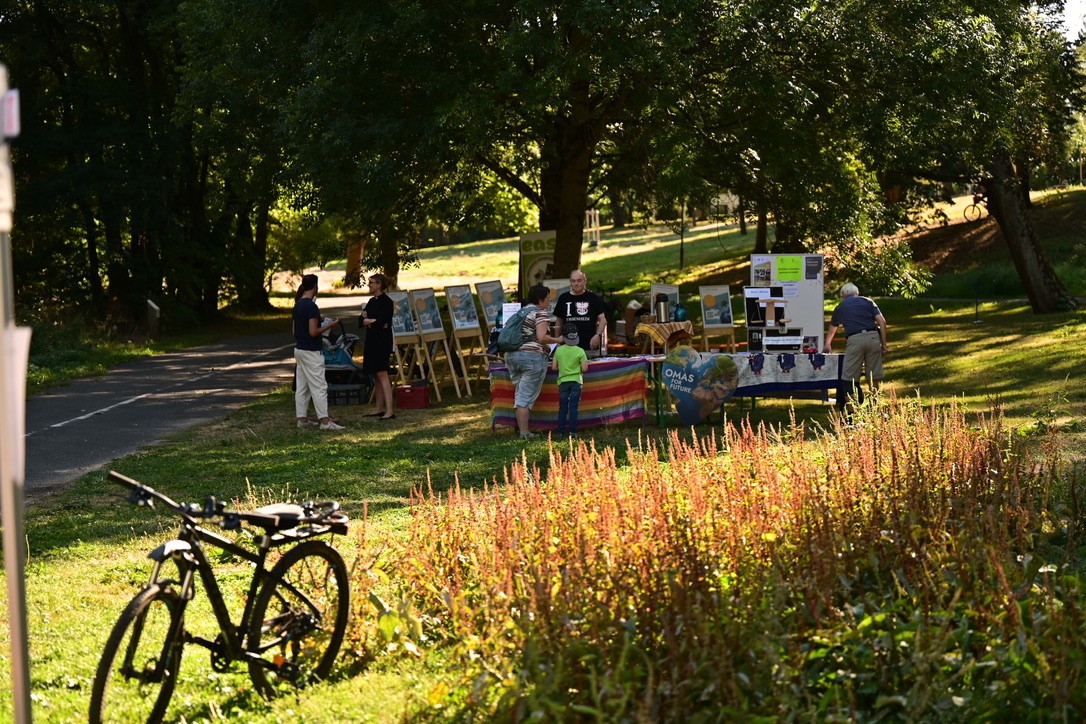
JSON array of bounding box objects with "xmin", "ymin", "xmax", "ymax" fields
[
  {"xmin": 78, "ymin": 202, "xmax": 107, "ymax": 312},
  {"xmin": 378, "ymin": 230, "xmax": 401, "ymax": 289},
  {"xmin": 1014, "ymin": 157, "xmax": 1032, "ymax": 208},
  {"xmin": 345, "ymin": 237, "xmax": 366, "ymax": 288},
  {"xmin": 234, "ymin": 203, "xmax": 272, "ymax": 311},
  {"xmin": 985, "ymin": 155, "xmax": 1076, "ymax": 313},
  {"xmin": 537, "ymin": 74, "xmax": 600, "ymax": 281},
  {"xmin": 609, "ymin": 190, "xmax": 627, "ymax": 229},
  {"xmin": 754, "ymin": 206, "xmax": 768, "ymax": 254},
  {"xmin": 738, "ymin": 196, "xmax": 747, "ymax": 235},
  {"xmin": 771, "ymin": 214, "xmax": 805, "ymax": 253}
]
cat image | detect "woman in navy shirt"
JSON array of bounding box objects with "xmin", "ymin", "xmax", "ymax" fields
[{"xmin": 293, "ymin": 274, "xmax": 345, "ymax": 430}]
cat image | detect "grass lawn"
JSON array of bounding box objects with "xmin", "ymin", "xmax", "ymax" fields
[{"xmin": 4, "ymin": 189, "xmax": 1086, "ymax": 720}]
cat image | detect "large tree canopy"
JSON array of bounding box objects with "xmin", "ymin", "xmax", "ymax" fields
[{"xmin": 1, "ymin": 0, "xmax": 1080, "ymax": 321}]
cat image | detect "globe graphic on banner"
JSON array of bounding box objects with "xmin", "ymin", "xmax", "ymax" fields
[{"xmin": 662, "ymin": 346, "xmax": 740, "ymax": 424}]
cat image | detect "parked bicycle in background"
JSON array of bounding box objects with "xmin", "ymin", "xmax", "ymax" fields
[
  {"xmin": 90, "ymin": 471, "xmax": 351, "ymax": 723},
  {"xmin": 963, "ymin": 192, "xmax": 987, "ymax": 222}
]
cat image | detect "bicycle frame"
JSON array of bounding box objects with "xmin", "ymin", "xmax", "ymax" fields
[
  {"xmin": 140, "ymin": 499, "xmax": 338, "ymax": 673},
  {"xmin": 149, "ymin": 519, "xmax": 280, "ymax": 670}
]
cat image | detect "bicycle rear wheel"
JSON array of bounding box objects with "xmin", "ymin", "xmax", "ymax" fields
[
  {"xmin": 247, "ymin": 540, "xmax": 349, "ymax": 698},
  {"xmin": 964, "ymin": 203, "xmax": 982, "ymax": 222},
  {"xmin": 89, "ymin": 584, "xmax": 186, "ymax": 723}
]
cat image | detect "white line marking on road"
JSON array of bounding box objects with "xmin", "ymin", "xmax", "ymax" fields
[{"xmin": 29, "ymin": 344, "xmax": 294, "ymax": 436}]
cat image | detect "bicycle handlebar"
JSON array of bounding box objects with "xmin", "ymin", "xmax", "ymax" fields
[{"xmin": 107, "ymin": 470, "xmax": 348, "ymax": 534}]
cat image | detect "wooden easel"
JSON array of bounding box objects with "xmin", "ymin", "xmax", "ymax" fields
[
  {"xmin": 416, "ymin": 329, "xmax": 462, "ymax": 400},
  {"xmin": 450, "ymin": 327, "xmax": 487, "ymax": 395},
  {"xmin": 392, "ymin": 333, "xmax": 424, "ymax": 387},
  {"xmin": 702, "ymin": 325, "xmax": 737, "ymax": 353}
]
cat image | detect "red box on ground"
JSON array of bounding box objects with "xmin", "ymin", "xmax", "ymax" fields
[{"xmin": 396, "ymin": 384, "xmax": 430, "ymax": 409}]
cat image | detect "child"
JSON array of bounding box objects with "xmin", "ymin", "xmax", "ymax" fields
[{"xmin": 550, "ymin": 330, "xmax": 590, "ymax": 437}]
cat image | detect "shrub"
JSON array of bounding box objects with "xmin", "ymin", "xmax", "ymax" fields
[{"xmin": 390, "ymin": 397, "xmax": 1085, "ymax": 720}]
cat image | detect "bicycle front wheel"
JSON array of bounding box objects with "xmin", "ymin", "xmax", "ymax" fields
[
  {"xmin": 89, "ymin": 584, "xmax": 186, "ymax": 723},
  {"xmin": 247, "ymin": 540, "xmax": 349, "ymax": 698},
  {"xmin": 964, "ymin": 203, "xmax": 982, "ymax": 222}
]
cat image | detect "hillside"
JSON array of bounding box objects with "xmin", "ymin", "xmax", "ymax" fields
[{"xmin": 907, "ymin": 188, "xmax": 1085, "ymax": 298}]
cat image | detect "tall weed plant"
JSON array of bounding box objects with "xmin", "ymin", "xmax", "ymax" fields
[{"xmin": 383, "ymin": 397, "xmax": 1085, "ymax": 720}]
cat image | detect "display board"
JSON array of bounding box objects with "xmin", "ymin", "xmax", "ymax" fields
[
  {"xmin": 409, "ymin": 288, "xmax": 463, "ymax": 400},
  {"xmin": 649, "ymin": 283, "xmax": 680, "ymax": 321},
  {"xmin": 699, "ymin": 284, "xmax": 736, "ymax": 352},
  {"xmin": 748, "ymin": 254, "xmax": 825, "ymax": 351},
  {"xmin": 388, "ymin": 291, "xmax": 418, "ymax": 339},
  {"xmin": 519, "ymin": 231, "xmax": 556, "ymax": 294},
  {"xmin": 542, "ymin": 278, "xmax": 571, "ymax": 305},
  {"xmin": 445, "ymin": 285, "xmax": 480, "ymax": 332},
  {"xmin": 475, "ymin": 280, "xmax": 506, "ymax": 330},
  {"xmin": 409, "ymin": 288, "xmax": 444, "ymax": 335},
  {"xmin": 699, "ymin": 285, "xmax": 733, "ymax": 328},
  {"xmin": 445, "ymin": 284, "xmax": 486, "ymax": 396}
]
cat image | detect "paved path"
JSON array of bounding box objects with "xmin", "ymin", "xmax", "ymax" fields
[{"xmin": 23, "ymin": 297, "xmax": 365, "ymax": 501}]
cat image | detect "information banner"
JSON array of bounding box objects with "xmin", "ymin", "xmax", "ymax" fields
[{"xmin": 519, "ymin": 231, "xmax": 556, "ymax": 293}]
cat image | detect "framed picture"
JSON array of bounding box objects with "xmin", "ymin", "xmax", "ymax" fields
[
  {"xmin": 474, "ymin": 280, "xmax": 506, "ymax": 328},
  {"xmin": 699, "ymin": 285, "xmax": 733, "ymax": 328},
  {"xmin": 388, "ymin": 291, "xmax": 418, "ymax": 339},
  {"xmin": 541, "ymin": 278, "xmax": 571, "ymax": 305},
  {"xmin": 409, "ymin": 288, "xmax": 445, "ymax": 335},
  {"xmin": 650, "ymin": 283, "xmax": 680, "ymax": 317},
  {"xmin": 444, "ymin": 285, "xmax": 480, "ymax": 332}
]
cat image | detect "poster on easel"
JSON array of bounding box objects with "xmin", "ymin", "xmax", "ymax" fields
[
  {"xmin": 541, "ymin": 278, "xmax": 570, "ymax": 305},
  {"xmin": 445, "ymin": 285, "xmax": 487, "ymax": 395},
  {"xmin": 388, "ymin": 291, "xmax": 418, "ymax": 339},
  {"xmin": 519, "ymin": 231, "xmax": 556, "ymax": 294},
  {"xmin": 699, "ymin": 285, "xmax": 733, "ymax": 328},
  {"xmin": 475, "ymin": 280, "xmax": 506, "ymax": 330},
  {"xmin": 445, "ymin": 285, "xmax": 480, "ymax": 332},
  {"xmin": 409, "ymin": 288, "xmax": 444, "ymax": 335},
  {"xmin": 409, "ymin": 289, "xmax": 463, "ymax": 400},
  {"xmin": 747, "ymin": 254, "xmax": 825, "ymax": 350}
]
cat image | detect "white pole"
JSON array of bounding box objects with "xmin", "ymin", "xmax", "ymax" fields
[{"xmin": 1, "ymin": 63, "xmax": 32, "ymax": 724}]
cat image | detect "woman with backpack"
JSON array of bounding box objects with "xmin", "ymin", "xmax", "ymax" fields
[{"xmin": 504, "ymin": 285, "xmax": 564, "ymax": 439}]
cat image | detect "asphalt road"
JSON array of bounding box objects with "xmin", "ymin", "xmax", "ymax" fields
[{"xmin": 22, "ymin": 297, "xmax": 365, "ymax": 501}]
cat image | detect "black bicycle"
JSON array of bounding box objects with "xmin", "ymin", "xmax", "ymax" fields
[
  {"xmin": 90, "ymin": 470, "xmax": 350, "ymax": 723},
  {"xmin": 963, "ymin": 192, "xmax": 987, "ymax": 222}
]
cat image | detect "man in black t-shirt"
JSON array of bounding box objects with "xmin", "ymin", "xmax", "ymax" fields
[{"xmin": 554, "ymin": 269, "xmax": 607, "ymax": 354}]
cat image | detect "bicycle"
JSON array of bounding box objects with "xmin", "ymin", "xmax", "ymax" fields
[
  {"xmin": 963, "ymin": 193, "xmax": 986, "ymax": 222},
  {"xmin": 90, "ymin": 470, "xmax": 351, "ymax": 723}
]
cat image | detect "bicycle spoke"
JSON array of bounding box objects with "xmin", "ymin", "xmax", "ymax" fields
[
  {"xmin": 247, "ymin": 541, "xmax": 349, "ymax": 698},
  {"xmin": 90, "ymin": 585, "xmax": 185, "ymax": 723}
]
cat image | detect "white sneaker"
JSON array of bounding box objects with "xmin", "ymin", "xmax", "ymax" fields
[
  {"xmin": 297, "ymin": 419, "xmax": 318, "ymax": 428},
  {"xmin": 320, "ymin": 420, "xmax": 346, "ymax": 431}
]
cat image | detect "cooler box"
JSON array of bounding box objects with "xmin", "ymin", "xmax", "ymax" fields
[{"xmin": 396, "ymin": 383, "xmax": 430, "ymax": 409}]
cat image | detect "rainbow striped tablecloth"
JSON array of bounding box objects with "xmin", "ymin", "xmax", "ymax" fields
[{"xmin": 489, "ymin": 357, "xmax": 649, "ymax": 430}]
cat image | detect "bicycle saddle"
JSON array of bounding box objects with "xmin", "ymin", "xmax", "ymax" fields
[{"xmin": 254, "ymin": 503, "xmax": 305, "ymax": 519}]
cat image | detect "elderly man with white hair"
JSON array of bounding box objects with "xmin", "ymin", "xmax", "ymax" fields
[{"xmin": 824, "ymin": 282, "xmax": 888, "ymax": 408}]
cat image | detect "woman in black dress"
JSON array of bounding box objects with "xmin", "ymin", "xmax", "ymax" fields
[{"xmin": 360, "ymin": 273, "xmax": 395, "ymax": 419}]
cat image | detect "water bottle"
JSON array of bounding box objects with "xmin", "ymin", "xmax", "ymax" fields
[
  {"xmin": 495, "ymin": 308, "xmax": 503, "ymax": 329},
  {"xmin": 674, "ymin": 301, "xmax": 687, "ymax": 322}
]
